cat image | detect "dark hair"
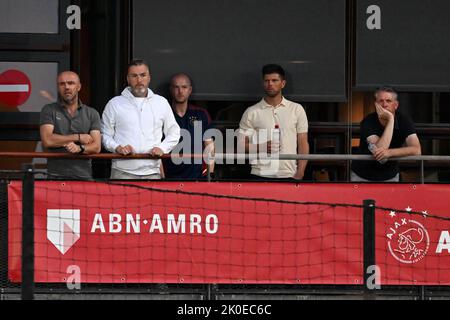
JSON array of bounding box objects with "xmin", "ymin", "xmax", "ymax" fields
[
  {"xmin": 262, "ymin": 64, "xmax": 286, "ymax": 79},
  {"xmin": 374, "ymin": 86, "xmax": 398, "ymax": 100},
  {"xmin": 128, "ymin": 59, "xmax": 150, "ymax": 73}
]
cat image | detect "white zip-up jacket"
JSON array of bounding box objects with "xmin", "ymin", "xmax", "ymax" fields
[{"xmin": 101, "ymin": 87, "xmax": 180, "ymax": 175}]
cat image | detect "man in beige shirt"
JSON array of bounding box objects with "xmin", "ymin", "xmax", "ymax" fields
[{"xmin": 239, "ymin": 64, "xmax": 309, "ymax": 180}]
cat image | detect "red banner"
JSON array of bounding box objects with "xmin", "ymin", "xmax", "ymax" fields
[{"xmin": 7, "ymin": 181, "xmax": 450, "ymax": 285}]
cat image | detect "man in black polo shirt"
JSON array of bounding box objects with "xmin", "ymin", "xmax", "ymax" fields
[
  {"xmin": 40, "ymin": 71, "xmax": 101, "ymax": 179},
  {"xmin": 351, "ymin": 86, "xmax": 421, "ymax": 182}
]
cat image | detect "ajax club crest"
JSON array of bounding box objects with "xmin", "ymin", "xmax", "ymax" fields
[{"xmin": 386, "ymin": 209, "xmax": 430, "ymax": 264}]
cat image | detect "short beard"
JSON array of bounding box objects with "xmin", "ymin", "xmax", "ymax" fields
[
  {"xmin": 264, "ymin": 90, "xmax": 279, "ymax": 98},
  {"xmin": 59, "ymin": 94, "xmax": 77, "ymax": 105}
]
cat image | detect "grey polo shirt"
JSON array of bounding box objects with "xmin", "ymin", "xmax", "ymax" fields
[{"xmin": 40, "ymin": 102, "xmax": 101, "ymax": 179}]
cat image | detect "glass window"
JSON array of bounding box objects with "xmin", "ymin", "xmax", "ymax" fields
[
  {"xmin": 0, "ymin": 0, "xmax": 59, "ymax": 34},
  {"xmin": 0, "ymin": 61, "xmax": 58, "ymax": 112}
]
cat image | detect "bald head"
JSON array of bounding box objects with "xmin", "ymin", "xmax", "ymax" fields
[
  {"xmin": 57, "ymin": 71, "xmax": 81, "ymax": 105},
  {"xmin": 170, "ymin": 73, "xmax": 192, "ymax": 87},
  {"xmin": 170, "ymin": 73, "xmax": 193, "ymax": 105},
  {"xmin": 58, "ymin": 71, "xmax": 80, "ymax": 84}
]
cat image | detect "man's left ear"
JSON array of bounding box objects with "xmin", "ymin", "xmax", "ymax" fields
[{"xmin": 281, "ymin": 79, "xmax": 287, "ymax": 89}]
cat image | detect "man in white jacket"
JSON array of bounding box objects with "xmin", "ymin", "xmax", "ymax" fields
[{"xmin": 102, "ymin": 59, "xmax": 180, "ymax": 179}]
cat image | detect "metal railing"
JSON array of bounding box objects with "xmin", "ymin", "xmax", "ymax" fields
[{"xmin": 1, "ymin": 152, "xmax": 449, "ymax": 183}]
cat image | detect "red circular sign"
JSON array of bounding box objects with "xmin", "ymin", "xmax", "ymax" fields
[{"xmin": 0, "ymin": 69, "xmax": 32, "ymax": 108}]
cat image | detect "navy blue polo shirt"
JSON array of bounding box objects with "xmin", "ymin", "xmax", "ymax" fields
[{"xmin": 164, "ymin": 105, "xmax": 212, "ymax": 179}]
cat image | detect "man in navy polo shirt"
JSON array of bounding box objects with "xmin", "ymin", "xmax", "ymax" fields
[{"xmin": 163, "ymin": 73, "xmax": 214, "ymax": 180}]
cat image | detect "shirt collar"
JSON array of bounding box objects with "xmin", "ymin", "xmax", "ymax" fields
[
  {"xmin": 57, "ymin": 99, "xmax": 83, "ymax": 110},
  {"xmin": 260, "ymin": 97, "xmax": 288, "ymax": 109},
  {"xmin": 124, "ymin": 87, "xmax": 154, "ymax": 99}
]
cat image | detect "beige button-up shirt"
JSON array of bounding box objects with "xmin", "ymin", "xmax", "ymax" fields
[{"xmin": 239, "ymin": 97, "xmax": 308, "ymax": 178}]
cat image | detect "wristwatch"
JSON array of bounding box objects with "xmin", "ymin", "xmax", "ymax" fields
[{"xmin": 78, "ymin": 144, "xmax": 85, "ymax": 154}]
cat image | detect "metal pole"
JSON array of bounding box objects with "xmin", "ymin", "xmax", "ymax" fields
[
  {"xmin": 363, "ymin": 199, "xmax": 376, "ymax": 299},
  {"xmin": 0, "ymin": 152, "xmax": 450, "ymax": 162},
  {"xmin": 206, "ymin": 284, "xmax": 212, "ymax": 300},
  {"xmin": 206, "ymin": 152, "xmax": 211, "ymax": 182},
  {"xmin": 21, "ymin": 164, "xmax": 34, "ymax": 300},
  {"xmin": 206, "ymin": 284, "xmax": 217, "ymax": 301},
  {"xmin": 421, "ymin": 160, "xmax": 425, "ymax": 184}
]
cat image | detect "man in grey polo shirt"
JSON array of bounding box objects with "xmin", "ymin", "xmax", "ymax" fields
[
  {"xmin": 239, "ymin": 64, "xmax": 309, "ymax": 180},
  {"xmin": 40, "ymin": 71, "xmax": 101, "ymax": 179}
]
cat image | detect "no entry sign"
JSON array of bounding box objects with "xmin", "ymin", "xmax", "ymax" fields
[{"xmin": 0, "ymin": 69, "xmax": 32, "ymax": 108}]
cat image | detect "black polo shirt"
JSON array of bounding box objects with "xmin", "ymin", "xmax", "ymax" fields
[
  {"xmin": 351, "ymin": 111, "xmax": 416, "ymax": 181},
  {"xmin": 40, "ymin": 102, "xmax": 101, "ymax": 179}
]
